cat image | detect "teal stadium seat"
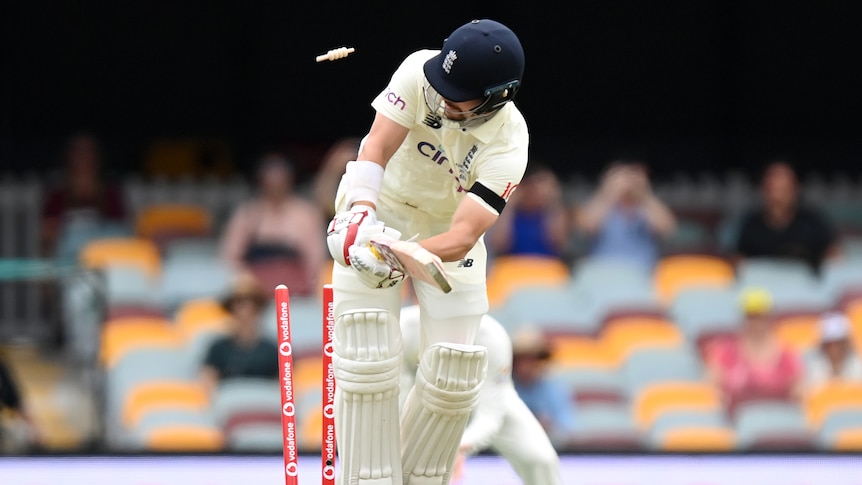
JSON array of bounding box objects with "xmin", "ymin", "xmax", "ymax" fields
[
  {"xmin": 210, "ymin": 378, "xmax": 282, "ymax": 429},
  {"xmin": 569, "ymin": 403, "xmax": 643, "ymax": 451},
  {"xmin": 622, "ymin": 346, "xmax": 705, "ymax": 394},
  {"xmin": 733, "ymin": 400, "xmax": 813, "ymax": 451}
]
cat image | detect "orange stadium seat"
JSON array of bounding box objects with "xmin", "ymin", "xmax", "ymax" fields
[
  {"xmin": 653, "ymin": 254, "xmax": 735, "ymax": 306},
  {"xmin": 633, "ymin": 382, "xmax": 723, "ymax": 430},
  {"xmin": 485, "ymin": 255, "xmax": 570, "ymax": 308},
  {"xmin": 174, "ymin": 298, "xmax": 231, "ymax": 339},
  {"xmin": 601, "ymin": 317, "xmax": 685, "ymax": 363},
  {"xmin": 657, "ymin": 426, "xmax": 736, "ymax": 451},
  {"xmin": 122, "ymin": 381, "xmax": 209, "ymax": 428},
  {"xmin": 99, "ymin": 317, "xmax": 185, "ymax": 367},
  {"xmin": 804, "ymin": 382, "xmax": 862, "ymax": 427},
  {"xmin": 833, "ymin": 428, "xmax": 862, "ymax": 451},
  {"xmin": 773, "ymin": 315, "xmax": 822, "ymax": 353},
  {"xmin": 144, "ymin": 424, "xmax": 225, "ymax": 452},
  {"xmin": 79, "ymin": 237, "xmax": 161, "ymax": 278},
  {"xmin": 135, "ymin": 203, "xmax": 213, "ymax": 246},
  {"xmin": 550, "ymin": 335, "xmax": 617, "ymax": 370}
]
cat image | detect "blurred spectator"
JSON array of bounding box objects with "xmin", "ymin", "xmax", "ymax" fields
[
  {"xmin": 804, "ymin": 312, "xmax": 862, "ymax": 390},
  {"xmin": 486, "ymin": 164, "xmax": 569, "ymax": 261},
  {"xmin": 510, "ymin": 326, "xmax": 577, "ymax": 449},
  {"xmin": 0, "ymin": 353, "xmax": 41, "ymax": 453},
  {"xmin": 734, "ymin": 161, "xmax": 839, "ymax": 273},
  {"xmin": 310, "ymin": 136, "xmax": 361, "ymax": 220},
  {"xmin": 574, "ymin": 160, "xmax": 676, "ymax": 271},
  {"xmin": 706, "ymin": 288, "xmax": 805, "ymax": 413},
  {"xmin": 41, "ymin": 131, "xmax": 128, "ymax": 260},
  {"xmin": 219, "ymin": 151, "xmax": 326, "ymax": 292},
  {"xmin": 200, "ymin": 272, "xmax": 278, "ymax": 395}
]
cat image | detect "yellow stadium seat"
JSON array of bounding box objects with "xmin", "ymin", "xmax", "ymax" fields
[
  {"xmin": 301, "ymin": 407, "xmax": 323, "ymax": 451},
  {"xmin": 804, "ymin": 382, "xmax": 862, "ymax": 427},
  {"xmin": 774, "ymin": 315, "xmax": 822, "ymax": 352},
  {"xmin": 135, "ymin": 203, "xmax": 212, "ymax": 241},
  {"xmin": 833, "ymin": 427, "xmax": 862, "ymax": 451},
  {"xmin": 633, "ymin": 382, "xmax": 723, "ymax": 430},
  {"xmin": 848, "ymin": 302, "xmax": 862, "ymax": 349},
  {"xmin": 99, "ymin": 318, "xmax": 185, "ymax": 367},
  {"xmin": 174, "ymin": 298, "xmax": 230, "ymax": 339},
  {"xmin": 653, "ymin": 255, "xmax": 735, "ymax": 305},
  {"xmin": 485, "ymin": 255, "xmax": 570, "ymax": 308},
  {"xmin": 320, "ymin": 259, "xmax": 334, "ymax": 286},
  {"xmin": 122, "ymin": 381, "xmax": 209, "ymax": 428},
  {"xmin": 601, "ymin": 317, "xmax": 685, "ymax": 363},
  {"xmin": 550, "ymin": 335, "xmax": 617, "ymax": 369},
  {"xmin": 79, "ymin": 237, "xmax": 161, "ymax": 278},
  {"xmin": 144, "ymin": 425, "xmax": 225, "ymax": 452},
  {"xmin": 658, "ymin": 426, "xmax": 736, "ymax": 451},
  {"xmin": 293, "ymin": 356, "xmax": 323, "ymax": 395}
]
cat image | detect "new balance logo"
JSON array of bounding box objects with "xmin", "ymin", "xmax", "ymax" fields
[
  {"xmin": 442, "ymin": 50, "xmax": 457, "ymax": 74},
  {"xmin": 423, "ymin": 113, "xmax": 442, "ymax": 129},
  {"xmin": 457, "ymin": 258, "xmax": 474, "ymax": 268}
]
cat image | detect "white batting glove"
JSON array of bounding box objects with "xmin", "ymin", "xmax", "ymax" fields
[
  {"xmin": 346, "ymin": 226, "xmax": 406, "ymax": 289},
  {"xmin": 326, "ymin": 204, "xmax": 377, "ymax": 266}
]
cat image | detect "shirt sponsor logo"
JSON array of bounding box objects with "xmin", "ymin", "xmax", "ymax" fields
[
  {"xmin": 384, "ymin": 87, "xmax": 406, "ymax": 110},
  {"xmin": 417, "ymin": 141, "xmax": 449, "ymax": 165}
]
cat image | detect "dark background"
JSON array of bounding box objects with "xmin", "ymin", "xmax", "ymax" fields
[{"xmin": 2, "ymin": 1, "xmax": 860, "ymax": 182}]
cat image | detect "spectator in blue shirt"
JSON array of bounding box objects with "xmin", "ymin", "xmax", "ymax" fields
[
  {"xmin": 574, "ymin": 161, "xmax": 676, "ymax": 271},
  {"xmin": 510, "ymin": 326, "xmax": 576, "ymax": 449}
]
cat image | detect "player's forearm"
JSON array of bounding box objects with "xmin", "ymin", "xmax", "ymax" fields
[{"xmin": 420, "ymin": 229, "xmax": 478, "ymax": 262}]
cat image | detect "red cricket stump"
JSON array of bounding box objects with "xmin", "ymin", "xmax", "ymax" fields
[
  {"xmin": 322, "ymin": 284, "xmax": 337, "ymax": 484},
  {"xmin": 275, "ymin": 285, "xmax": 299, "ymax": 485}
]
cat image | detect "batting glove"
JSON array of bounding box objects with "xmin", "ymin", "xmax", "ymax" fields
[
  {"xmin": 347, "ymin": 226, "xmax": 406, "ymax": 290},
  {"xmin": 326, "ymin": 204, "xmax": 377, "ymax": 266}
]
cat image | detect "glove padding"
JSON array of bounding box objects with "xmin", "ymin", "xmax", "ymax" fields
[
  {"xmin": 347, "ymin": 226, "xmax": 406, "ymax": 290},
  {"xmin": 327, "ymin": 205, "xmax": 377, "ymax": 266}
]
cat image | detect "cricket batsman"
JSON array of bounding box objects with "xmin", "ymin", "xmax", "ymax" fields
[
  {"xmin": 399, "ymin": 305, "xmax": 564, "ymax": 485},
  {"xmin": 325, "ymin": 18, "xmax": 529, "ymax": 485}
]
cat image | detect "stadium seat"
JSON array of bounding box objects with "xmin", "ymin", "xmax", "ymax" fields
[
  {"xmin": 79, "ymin": 237, "xmax": 161, "ymax": 278},
  {"xmin": 122, "ymin": 380, "xmax": 209, "ymax": 428},
  {"xmin": 140, "ymin": 423, "xmax": 225, "ymax": 452},
  {"xmin": 135, "ymin": 203, "xmax": 213, "ymax": 249},
  {"xmin": 633, "ymin": 382, "xmax": 723, "ymax": 431},
  {"xmin": 568, "ymin": 403, "xmax": 643, "ymax": 451},
  {"xmin": 733, "ymin": 282, "xmax": 833, "ymax": 318},
  {"xmin": 668, "ymin": 286, "xmax": 742, "ymax": 354},
  {"xmin": 485, "ymin": 255, "xmax": 571, "ymax": 308},
  {"xmin": 548, "ymin": 366, "xmax": 628, "ymax": 405},
  {"xmin": 489, "ymin": 285, "xmax": 598, "ymax": 335},
  {"xmin": 822, "ymin": 259, "xmax": 862, "ymax": 307},
  {"xmin": 734, "ymin": 400, "xmax": 814, "ymax": 450},
  {"xmin": 817, "ymin": 409, "xmax": 862, "ymax": 449},
  {"xmin": 653, "ymin": 254, "xmax": 735, "ymax": 305},
  {"xmin": 99, "ymin": 317, "xmax": 186, "ymax": 368},
  {"xmin": 832, "ymin": 428, "xmax": 862, "ymax": 451},
  {"xmin": 174, "ymin": 298, "xmax": 230, "ymax": 338},
  {"xmin": 549, "ymin": 335, "xmax": 617, "ymax": 370},
  {"xmin": 259, "ymin": 295, "xmax": 323, "ymax": 354},
  {"xmin": 804, "ymin": 382, "xmax": 862, "ymax": 428},
  {"xmin": 773, "ymin": 315, "xmax": 822, "ymax": 353},
  {"xmin": 735, "ymin": 258, "xmax": 817, "ymax": 292},
  {"xmin": 102, "ymin": 265, "xmax": 160, "ymax": 309},
  {"xmin": 648, "ymin": 409, "xmax": 729, "ymax": 444},
  {"xmin": 622, "ymin": 346, "xmax": 705, "ymax": 394},
  {"xmin": 161, "ymin": 237, "xmax": 221, "ymax": 264},
  {"xmin": 210, "ymin": 378, "xmax": 281, "ymax": 428},
  {"xmin": 601, "ymin": 317, "xmax": 685, "ymax": 363},
  {"xmin": 223, "ymin": 411, "xmax": 283, "ymax": 451},
  {"xmin": 585, "ymin": 285, "xmax": 665, "ymax": 330},
  {"xmin": 157, "ymin": 255, "xmax": 236, "ymax": 312},
  {"xmin": 655, "ymin": 426, "xmax": 736, "ymax": 452},
  {"xmin": 570, "ymin": 257, "xmax": 652, "ymax": 293}
]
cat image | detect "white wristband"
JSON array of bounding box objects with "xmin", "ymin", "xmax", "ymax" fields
[{"xmin": 345, "ymin": 160, "xmax": 385, "ymax": 207}]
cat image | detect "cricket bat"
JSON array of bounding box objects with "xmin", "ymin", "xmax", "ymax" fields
[{"xmin": 368, "ymin": 239, "xmax": 453, "ymax": 294}]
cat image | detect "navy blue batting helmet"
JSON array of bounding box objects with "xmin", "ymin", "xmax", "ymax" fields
[{"xmin": 423, "ymin": 19, "xmax": 525, "ymax": 108}]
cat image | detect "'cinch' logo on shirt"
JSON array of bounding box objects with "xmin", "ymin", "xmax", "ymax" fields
[
  {"xmin": 442, "ymin": 50, "xmax": 457, "ymax": 74},
  {"xmin": 384, "ymin": 88, "xmax": 406, "ymax": 110}
]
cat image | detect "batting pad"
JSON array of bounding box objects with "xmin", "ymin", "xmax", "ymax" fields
[
  {"xmin": 400, "ymin": 343, "xmax": 488, "ymax": 485},
  {"xmin": 334, "ymin": 309, "xmax": 403, "ymax": 485}
]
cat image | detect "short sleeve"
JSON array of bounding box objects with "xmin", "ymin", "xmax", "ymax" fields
[
  {"xmin": 203, "ymin": 337, "xmax": 227, "ymax": 372},
  {"xmin": 370, "ymin": 50, "xmax": 433, "ymax": 128},
  {"xmin": 468, "ymin": 112, "xmax": 529, "ymax": 215}
]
